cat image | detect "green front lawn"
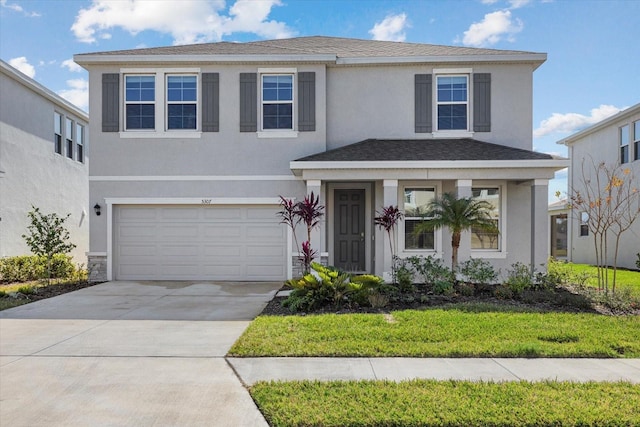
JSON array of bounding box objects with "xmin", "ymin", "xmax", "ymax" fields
[
  {"xmin": 551, "ymin": 262, "xmax": 640, "ymax": 297},
  {"xmin": 228, "ymin": 303, "xmax": 640, "ymax": 358},
  {"xmin": 251, "ymin": 379, "xmax": 640, "ymax": 427}
]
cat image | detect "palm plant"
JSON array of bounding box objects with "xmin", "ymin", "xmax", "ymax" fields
[{"xmin": 414, "ymin": 192, "xmax": 498, "ymax": 270}]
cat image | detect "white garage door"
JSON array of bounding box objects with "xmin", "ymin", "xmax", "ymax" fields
[{"xmin": 114, "ymin": 205, "xmax": 287, "ymax": 281}]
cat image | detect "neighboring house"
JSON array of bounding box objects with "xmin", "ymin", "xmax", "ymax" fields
[
  {"xmin": 548, "ymin": 199, "xmax": 568, "ymax": 260},
  {"xmin": 0, "ymin": 60, "xmax": 89, "ymax": 263},
  {"xmin": 74, "ymin": 36, "xmax": 567, "ymax": 282},
  {"xmin": 558, "ymin": 103, "xmax": 640, "ymax": 270}
]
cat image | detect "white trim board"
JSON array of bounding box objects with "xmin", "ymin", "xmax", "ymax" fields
[{"xmin": 91, "ymin": 175, "xmax": 300, "ymax": 181}]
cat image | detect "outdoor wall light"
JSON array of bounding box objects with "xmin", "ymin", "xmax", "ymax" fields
[{"xmin": 94, "ymin": 203, "xmax": 101, "ymax": 216}]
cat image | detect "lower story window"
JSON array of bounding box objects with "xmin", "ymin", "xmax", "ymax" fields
[
  {"xmin": 403, "ymin": 187, "xmax": 435, "ymax": 250},
  {"xmin": 471, "ymin": 187, "xmax": 500, "ymax": 250},
  {"xmin": 580, "ymin": 211, "xmax": 589, "ymax": 236}
]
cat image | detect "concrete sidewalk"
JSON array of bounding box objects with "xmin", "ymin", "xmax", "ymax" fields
[{"xmin": 228, "ymin": 357, "xmax": 640, "ymax": 385}]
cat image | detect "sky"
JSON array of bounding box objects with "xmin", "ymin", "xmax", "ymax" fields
[{"xmin": 1, "ymin": 0, "xmax": 639, "ymax": 201}]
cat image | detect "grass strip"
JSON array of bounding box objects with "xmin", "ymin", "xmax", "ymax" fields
[
  {"xmin": 251, "ymin": 379, "xmax": 640, "ymax": 427},
  {"xmin": 229, "ymin": 303, "xmax": 640, "ymax": 357}
]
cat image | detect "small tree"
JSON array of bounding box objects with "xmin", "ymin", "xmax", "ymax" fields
[
  {"xmin": 22, "ymin": 207, "xmax": 76, "ymax": 284},
  {"xmin": 414, "ymin": 192, "xmax": 497, "ymax": 270},
  {"xmin": 374, "ymin": 205, "xmax": 404, "ymax": 283},
  {"xmin": 567, "ymin": 157, "xmax": 640, "ymax": 292},
  {"xmin": 277, "ymin": 192, "xmax": 325, "ymax": 274}
]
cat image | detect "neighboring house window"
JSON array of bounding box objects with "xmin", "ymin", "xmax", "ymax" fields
[
  {"xmin": 634, "ymin": 120, "xmax": 640, "ymax": 161},
  {"xmin": 54, "ymin": 112, "xmax": 62, "ymax": 154},
  {"xmin": 65, "ymin": 118, "xmax": 74, "ymax": 159},
  {"xmin": 403, "ymin": 187, "xmax": 435, "ymax": 250},
  {"xmin": 76, "ymin": 123, "xmax": 84, "ymax": 163},
  {"xmin": 167, "ymin": 75, "xmax": 197, "ymax": 130},
  {"xmin": 580, "ymin": 211, "xmax": 589, "ymax": 237},
  {"xmin": 620, "ymin": 124, "xmax": 629, "ymax": 164},
  {"xmin": 261, "ymin": 74, "xmax": 293, "ymax": 130},
  {"xmin": 471, "ymin": 187, "xmax": 500, "ymax": 250},
  {"xmin": 436, "ymin": 75, "xmax": 468, "ymax": 131},
  {"xmin": 125, "ymin": 75, "xmax": 155, "ymax": 130}
]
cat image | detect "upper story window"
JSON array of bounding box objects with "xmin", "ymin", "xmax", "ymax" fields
[
  {"xmin": 125, "ymin": 75, "xmax": 155, "ymax": 130},
  {"xmin": 167, "ymin": 75, "xmax": 197, "ymax": 130},
  {"xmin": 620, "ymin": 124, "xmax": 629, "ymax": 164},
  {"xmin": 580, "ymin": 211, "xmax": 589, "ymax": 236},
  {"xmin": 54, "ymin": 112, "xmax": 63, "ymax": 154},
  {"xmin": 403, "ymin": 187, "xmax": 436, "ymax": 250},
  {"xmin": 65, "ymin": 117, "xmax": 74, "ymax": 159},
  {"xmin": 261, "ymin": 74, "xmax": 293, "ymax": 130},
  {"xmin": 76, "ymin": 123, "xmax": 84, "ymax": 163},
  {"xmin": 634, "ymin": 120, "xmax": 640, "ymax": 161},
  {"xmin": 436, "ymin": 75, "xmax": 468, "ymax": 131},
  {"xmin": 471, "ymin": 187, "xmax": 500, "ymax": 251}
]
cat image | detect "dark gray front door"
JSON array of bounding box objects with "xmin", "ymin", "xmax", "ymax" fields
[{"xmin": 334, "ymin": 189, "xmax": 366, "ymax": 272}]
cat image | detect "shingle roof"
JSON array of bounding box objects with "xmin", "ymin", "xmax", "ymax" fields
[
  {"xmin": 77, "ymin": 35, "xmax": 540, "ymax": 58},
  {"xmin": 295, "ymin": 139, "xmax": 555, "ymax": 162}
]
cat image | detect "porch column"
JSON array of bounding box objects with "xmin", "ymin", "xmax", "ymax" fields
[
  {"xmin": 455, "ymin": 180, "xmax": 473, "ymax": 269},
  {"xmin": 383, "ymin": 179, "xmax": 398, "ymax": 281},
  {"xmin": 531, "ymin": 179, "xmax": 549, "ymax": 270},
  {"xmin": 305, "ymin": 180, "xmax": 323, "ymax": 262}
]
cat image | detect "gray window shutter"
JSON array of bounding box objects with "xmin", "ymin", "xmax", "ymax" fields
[
  {"xmin": 202, "ymin": 73, "xmax": 219, "ymax": 132},
  {"xmin": 239, "ymin": 73, "xmax": 257, "ymax": 132},
  {"xmin": 298, "ymin": 72, "xmax": 316, "ymax": 131},
  {"xmin": 473, "ymin": 73, "xmax": 491, "ymax": 132},
  {"xmin": 415, "ymin": 74, "xmax": 432, "ymax": 133},
  {"xmin": 102, "ymin": 73, "xmax": 119, "ymax": 132}
]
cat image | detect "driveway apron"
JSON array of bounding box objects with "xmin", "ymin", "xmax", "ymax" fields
[{"xmin": 0, "ymin": 281, "xmax": 281, "ymax": 427}]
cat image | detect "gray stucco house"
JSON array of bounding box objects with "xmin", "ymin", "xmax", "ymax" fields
[
  {"xmin": 74, "ymin": 36, "xmax": 567, "ymax": 282},
  {"xmin": 0, "ymin": 60, "xmax": 89, "ymax": 263},
  {"xmin": 558, "ymin": 103, "xmax": 640, "ymax": 270}
]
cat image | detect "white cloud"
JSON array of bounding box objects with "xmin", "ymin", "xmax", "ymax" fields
[
  {"xmin": 8, "ymin": 56, "xmax": 35, "ymax": 78},
  {"xmin": 71, "ymin": 0, "xmax": 293, "ymax": 45},
  {"xmin": 508, "ymin": 0, "xmax": 532, "ymax": 9},
  {"xmin": 0, "ymin": 0, "xmax": 40, "ymax": 17},
  {"xmin": 533, "ymin": 105, "xmax": 625, "ymax": 138},
  {"xmin": 57, "ymin": 79, "xmax": 89, "ymax": 112},
  {"xmin": 460, "ymin": 10, "xmax": 523, "ymax": 47},
  {"xmin": 62, "ymin": 59, "xmax": 83, "ymax": 73},
  {"xmin": 369, "ymin": 13, "xmax": 409, "ymax": 42}
]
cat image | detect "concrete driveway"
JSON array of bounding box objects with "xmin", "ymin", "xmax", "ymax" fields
[{"xmin": 0, "ymin": 281, "xmax": 281, "ymax": 427}]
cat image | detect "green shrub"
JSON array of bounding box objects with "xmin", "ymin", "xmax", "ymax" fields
[
  {"xmin": 636, "ymin": 253, "xmax": 640, "ymax": 269},
  {"xmin": 494, "ymin": 285, "xmax": 514, "ymax": 299},
  {"xmin": 459, "ymin": 258, "xmax": 498, "ymax": 285},
  {"xmin": 0, "ymin": 254, "xmax": 76, "ymax": 283},
  {"xmin": 16, "ymin": 285, "xmax": 36, "ymax": 295},
  {"xmin": 456, "ymin": 282, "xmax": 475, "ymax": 296},
  {"xmin": 504, "ymin": 262, "xmax": 534, "ymax": 295},
  {"xmin": 394, "ymin": 259, "xmax": 415, "ymax": 292},
  {"xmin": 406, "ymin": 255, "xmax": 454, "ymax": 285},
  {"xmin": 283, "ymin": 263, "xmax": 386, "ymax": 312},
  {"xmin": 433, "ymin": 279, "xmax": 455, "ymax": 296}
]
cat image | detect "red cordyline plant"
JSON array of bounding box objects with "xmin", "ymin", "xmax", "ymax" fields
[
  {"xmin": 375, "ymin": 205, "xmax": 404, "ymax": 282},
  {"xmin": 277, "ymin": 192, "xmax": 325, "ymax": 273}
]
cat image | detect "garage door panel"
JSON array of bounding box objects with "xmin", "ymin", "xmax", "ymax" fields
[
  {"xmin": 203, "ymin": 225, "xmax": 243, "ymax": 239},
  {"xmin": 115, "ymin": 205, "xmax": 287, "ymax": 281},
  {"xmin": 203, "ymin": 208, "xmax": 242, "ymax": 220}
]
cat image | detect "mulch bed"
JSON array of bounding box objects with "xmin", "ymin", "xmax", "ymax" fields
[
  {"xmin": 260, "ymin": 284, "xmax": 637, "ymax": 316},
  {"xmin": 0, "ymin": 281, "xmax": 100, "ymax": 303}
]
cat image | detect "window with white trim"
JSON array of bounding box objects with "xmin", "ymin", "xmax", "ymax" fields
[
  {"xmin": 167, "ymin": 75, "xmax": 197, "ymax": 130},
  {"xmin": 65, "ymin": 117, "xmax": 74, "ymax": 159},
  {"xmin": 436, "ymin": 75, "xmax": 468, "ymax": 131},
  {"xmin": 471, "ymin": 187, "xmax": 500, "ymax": 250},
  {"xmin": 620, "ymin": 124, "xmax": 629, "ymax": 164},
  {"xmin": 580, "ymin": 211, "xmax": 589, "ymax": 237},
  {"xmin": 634, "ymin": 120, "xmax": 640, "ymax": 162},
  {"xmin": 54, "ymin": 112, "xmax": 62, "ymax": 154},
  {"xmin": 403, "ymin": 187, "xmax": 435, "ymax": 250},
  {"xmin": 261, "ymin": 74, "xmax": 293, "ymax": 130},
  {"xmin": 76, "ymin": 123, "xmax": 84, "ymax": 163},
  {"xmin": 125, "ymin": 75, "xmax": 155, "ymax": 130}
]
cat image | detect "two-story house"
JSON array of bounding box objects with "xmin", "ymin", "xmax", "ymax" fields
[
  {"xmin": 0, "ymin": 60, "xmax": 89, "ymax": 263},
  {"xmin": 558, "ymin": 103, "xmax": 640, "ymax": 271},
  {"xmin": 74, "ymin": 36, "xmax": 567, "ymax": 282}
]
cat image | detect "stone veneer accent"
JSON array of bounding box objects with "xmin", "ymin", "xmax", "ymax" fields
[
  {"xmin": 291, "ymin": 255, "xmax": 329, "ymax": 278},
  {"xmin": 88, "ymin": 254, "xmax": 107, "ymax": 282}
]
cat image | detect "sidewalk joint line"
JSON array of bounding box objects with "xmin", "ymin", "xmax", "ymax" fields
[{"xmin": 492, "ymin": 358, "xmax": 522, "ymax": 380}]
